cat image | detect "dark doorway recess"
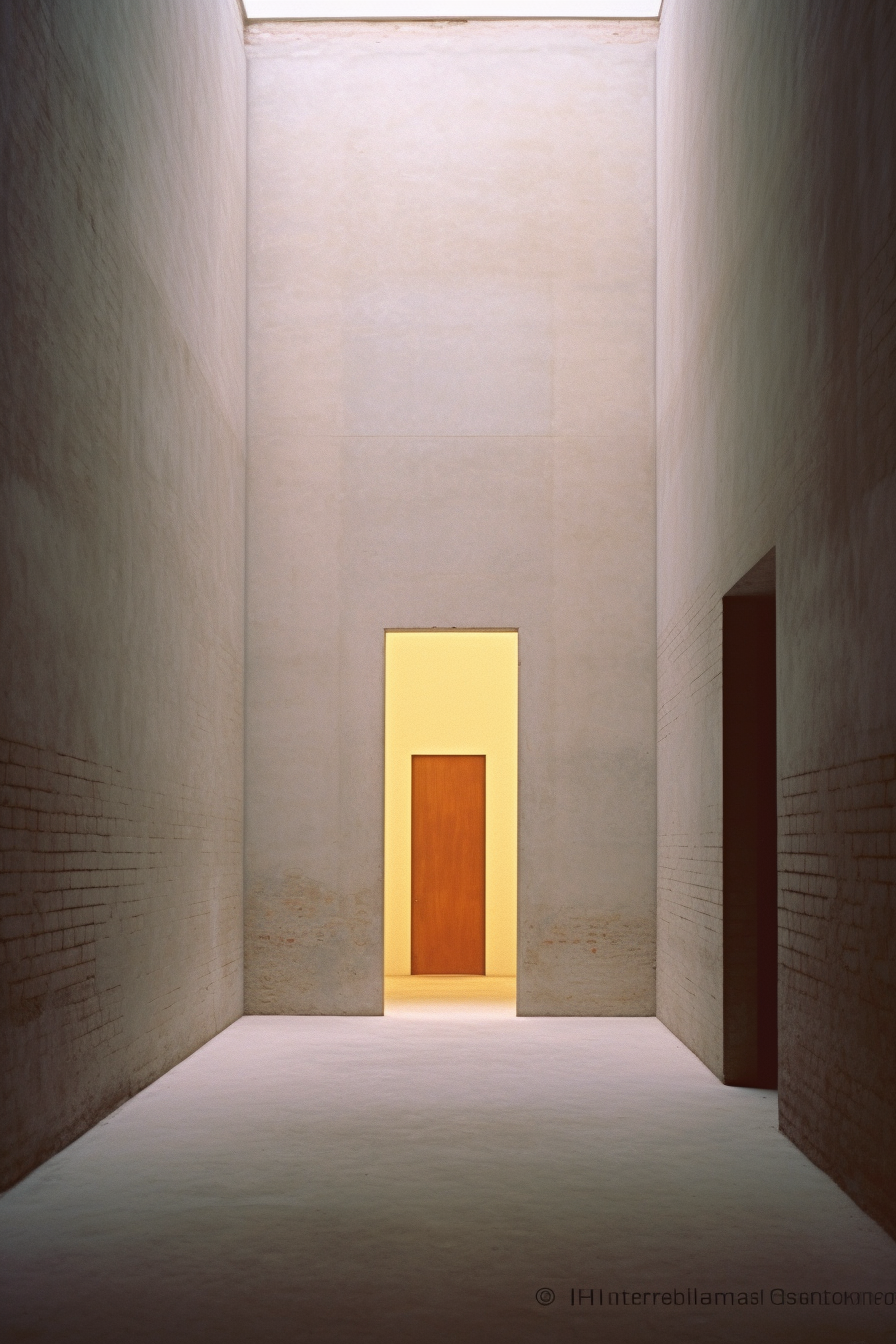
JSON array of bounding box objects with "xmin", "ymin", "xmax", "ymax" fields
[
  {"xmin": 723, "ymin": 553, "xmax": 778, "ymax": 1087},
  {"xmin": 411, "ymin": 755, "xmax": 486, "ymax": 974}
]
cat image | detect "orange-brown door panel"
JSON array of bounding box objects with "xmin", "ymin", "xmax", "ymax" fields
[{"xmin": 411, "ymin": 755, "xmax": 485, "ymax": 975}]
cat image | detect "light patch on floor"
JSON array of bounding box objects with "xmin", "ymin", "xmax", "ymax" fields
[
  {"xmin": 1, "ymin": 1015, "xmax": 895, "ymax": 1342},
  {"xmin": 385, "ymin": 974, "xmax": 517, "ymax": 1016}
]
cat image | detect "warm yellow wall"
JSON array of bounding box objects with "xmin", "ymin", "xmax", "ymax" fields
[{"xmin": 384, "ymin": 631, "xmax": 518, "ymax": 976}]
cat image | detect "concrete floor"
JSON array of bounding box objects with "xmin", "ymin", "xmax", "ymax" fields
[{"xmin": 2, "ymin": 987, "xmax": 895, "ymax": 1343}]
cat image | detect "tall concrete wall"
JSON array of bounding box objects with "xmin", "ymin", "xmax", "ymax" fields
[
  {"xmin": 246, "ymin": 19, "xmax": 657, "ymax": 1015},
  {"xmin": 0, "ymin": 0, "xmax": 247, "ymax": 1189},
  {"xmin": 656, "ymin": 0, "xmax": 896, "ymax": 1234}
]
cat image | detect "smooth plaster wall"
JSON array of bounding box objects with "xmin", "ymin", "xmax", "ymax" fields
[
  {"xmin": 656, "ymin": 0, "xmax": 896, "ymax": 1234},
  {"xmin": 246, "ymin": 19, "xmax": 657, "ymax": 1015},
  {"xmin": 0, "ymin": 0, "xmax": 247, "ymax": 1190},
  {"xmin": 384, "ymin": 631, "xmax": 518, "ymax": 977}
]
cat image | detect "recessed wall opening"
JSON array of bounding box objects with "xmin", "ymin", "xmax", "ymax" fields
[
  {"xmin": 722, "ymin": 550, "xmax": 778, "ymax": 1087},
  {"xmin": 384, "ymin": 630, "xmax": 518, "ymax": 1015}
]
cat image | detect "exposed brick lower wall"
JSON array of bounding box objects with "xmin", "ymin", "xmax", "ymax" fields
[
  {"xmin": 0, "ymin": 736, "xmax": 242, "ymax": 1189},
  {"xmin": 779, "ymin": 753, "xmax": 896, "ymax": 1238}
]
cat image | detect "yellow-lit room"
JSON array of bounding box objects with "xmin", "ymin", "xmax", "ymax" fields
[{"xmin": 384, "ymin": 630, "xmax": 518, "ymax": 1014}]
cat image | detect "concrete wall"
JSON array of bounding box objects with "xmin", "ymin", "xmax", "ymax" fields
[
  {"xmin": 0, "ymin": 0, "xmax": 247, "ymax": 1190},
  {"xmin": 656, "ymin": 0, "xmax": 896, "ymax": 1235},
  {"xmin": 246, "ymin": 19, "xmax": 657, "ymax": 1015}
]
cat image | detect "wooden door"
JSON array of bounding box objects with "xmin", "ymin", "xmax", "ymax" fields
[{"xmin": 411, "ymin": 755, "xmax": 485, "ymax": 974}]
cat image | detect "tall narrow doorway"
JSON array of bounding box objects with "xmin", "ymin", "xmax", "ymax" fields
[
  {"xmin": 384, "ymin": 630, "xmax": 517, "ymax": 1010},
  {"xmin": 722, "ymin": 563, "xmax": 778, "ymax": 1087}
]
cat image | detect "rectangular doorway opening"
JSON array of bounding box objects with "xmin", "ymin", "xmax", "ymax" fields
[
  {"xmin": 723, "ymin": 551, "xmax": 777, "ymax": 1086},
  {"xmin": 384, "ymin": 630, "xmax": 517, "ymax": 1017}
]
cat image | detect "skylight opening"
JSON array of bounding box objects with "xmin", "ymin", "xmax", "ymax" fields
[{"xmin": 243, "ymin": 1, "xmax": 662, "ymax": 19}]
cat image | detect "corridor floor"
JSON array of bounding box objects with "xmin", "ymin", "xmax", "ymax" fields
[{"xmin": 2, "ymin": 1003, "xmax": 895, "ymax": 1343}]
